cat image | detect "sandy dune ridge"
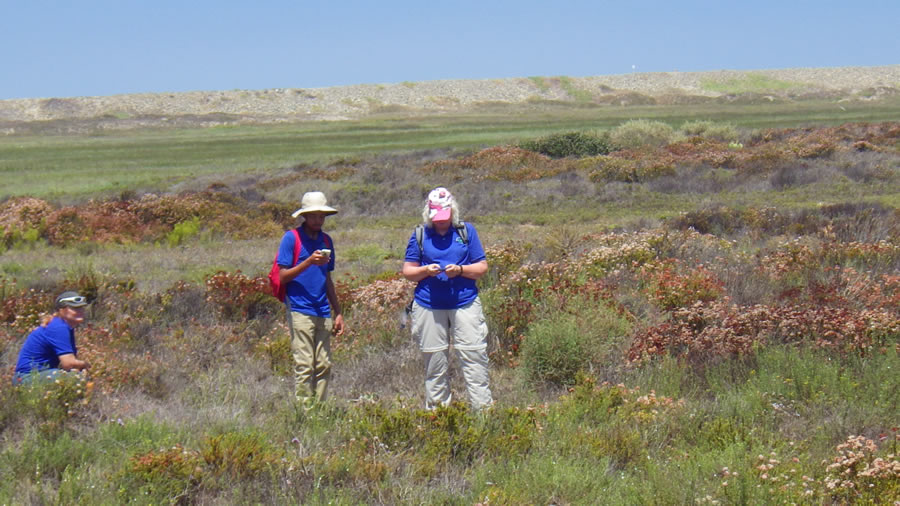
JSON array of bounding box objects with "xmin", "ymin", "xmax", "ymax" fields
[{"xmin": 1, "ymin": 66, "xmax": 898, "ymax": 129}]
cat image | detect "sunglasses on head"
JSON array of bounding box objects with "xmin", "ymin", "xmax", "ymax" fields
[{"xmin": 58, "ymin": 296, "xmax": 86, "ymax": 305}]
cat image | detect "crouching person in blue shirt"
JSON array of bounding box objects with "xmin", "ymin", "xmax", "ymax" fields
[{"xmin": 13, "ymin": 291, "xmax": 91, "ymax": 385}]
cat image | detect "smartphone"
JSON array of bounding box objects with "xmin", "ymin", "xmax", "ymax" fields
[{"xmin": 319, "ymin": 249, "xmax": 331, "ymax": 257}]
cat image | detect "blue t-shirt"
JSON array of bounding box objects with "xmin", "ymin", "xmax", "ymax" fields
[
  {"xmin": 15, "ymin": 317, "xmax": 77, "ymax": 374},
  {"xmin": 404, "ymin": 222, "xmax": 486, "ymax": 310},
  {"xmin": 277, "ymin": 227, "xmax": 335, "ymax": 317}
]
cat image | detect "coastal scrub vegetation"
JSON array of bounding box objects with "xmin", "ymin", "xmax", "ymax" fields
[{"xmin": 1, "ymin": 118, "xmax": 898, "ymax": 503}]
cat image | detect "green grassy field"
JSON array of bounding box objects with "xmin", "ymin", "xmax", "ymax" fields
[{"xmin": 3, "ymin": 96, "xmax": 899, "ymax": 201}]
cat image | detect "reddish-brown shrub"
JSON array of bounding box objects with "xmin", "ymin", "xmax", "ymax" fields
[
  {"xmin": 45, "ymin": 208, "xmax": 90, "ymax": 245},
  {"xmin": 640, "ymin": 260, "xmax": 724, "ymax": 310},
  {"xmin": 336, "ymin": 277, "xmax": 414, "ymax": 353},
  {"xmin": 422, "ymin": 146, "xmax": 561, "ymax": 182},
  {"xmin": 77, "ymin": 323, "xmax": 156, "ymax": 393},
  {"xmin": 627, "ymin": 300, "xmax": 774, "ymax": 364},
  {"xmin": 0, "ymin": 197, "xmax": 53, "ymax": 246},
  {"xmin": 628, "ymin": 296, "xmax": 898, "ymax": 364},
  {"xmin": 204, "ymin": 271, "xmax": 275, "ymax": 321},
  {"xmin": 0, "ymin": 279, "xmax": 53, "ymax": 332}
]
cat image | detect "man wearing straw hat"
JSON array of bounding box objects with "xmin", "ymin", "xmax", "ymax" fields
[{"xmin": 277, "ymin": 191, "xmax": 344, "ymax": 405}]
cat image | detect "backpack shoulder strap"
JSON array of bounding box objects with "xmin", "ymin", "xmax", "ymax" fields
[
  {"xmin": 415, "ymin": 223, "xmax": 466, "ymax": 255},
  {"xmin": 415, "ymin": 224, "xmax": 425, "ymax": 257},
  {"xmin": 291, "ymin": 228, "xmax": 302, "ymax": 266},
  {"xmin": 455, "ymin": 222, "xmax": 468, "ymax": 244}
]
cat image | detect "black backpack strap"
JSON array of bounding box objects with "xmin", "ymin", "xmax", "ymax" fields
[
  {"xmin": 415, "ymin": 224, "xmax": 425, "ymax": 258},
  {"xmin": 455, "ymin": 222, "xmax": 468, "ymax": 244}
]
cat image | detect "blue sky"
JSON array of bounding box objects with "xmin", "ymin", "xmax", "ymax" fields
[{"xmin": 2, "ymin": 0, "xmax": 898, "ymax": 99}]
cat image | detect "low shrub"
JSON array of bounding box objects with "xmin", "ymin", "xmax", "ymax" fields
[
  {"xmin": 337, "ymin": 277, "xmax": 413, "ymax": 354},
  {"xmin": 520, "ymin": 313, "xmax": 588, "ymax": 386},
  {"xmin": 822, "ymin": 435, "xmax": 900, "ymax": 503},
  {"xmin": 201, "ymin": 429, "xmax": 284, "ymax": 480},
  {"xmin": 586, "ymin": 155, "xmax": 677, "ymax": 183},
  {"xmin": 482, "ymin": 240, "xmax": 533, "ymax": 290},
  {"xmin": 121, "ymin": 444, "xmax": 204, "ymax": 501},
  {"xmin": 668, "ymin": 206, "xmax": 748, "ymax": 236},
  {"xmin": 483, "ymin": 261, "xmax": 571, "ymax": 362},
  {"xmin": 346, "ymin": 401, "xmax": 542, "ymax": 477},
  {"xmin": 519, "ymin": 131, "xmax": 612, "ymax": 158},
  {"xmin": 580, "ymin": 230, "xmax": 659, "ymax": 275},
  {"xmin": 628, "ymin": 295, "xmax": 898, "ymax": 365},
  {"xmin": 553, "ymin": 376, "xmax": 684, "ymax": 466},
  {"xmin": 204, "ymin": 271, "xmax": 278, "ymax": 321},
  {"xmin": 45, "ymin": 208, "xmax": 90, "ymax": 246},
  {"xmin": 610, "ymin": 120, "xmax": 681, "ymax": 151},
  {"xmin": 520, "ymin": 288, "xmax": 632, "ymax": 386},
  {"xmin": 640, "ymin": 260, "xmax": 724, "ymax": 311},
  {"xmin": 12, "ymin": 371, "xmax": 93, "ymax": 437},
  {"xmin": 0, "ymin": 197, "xmax": 52, "ymax": 249},
  {"xmin": 253, "ymin": 321, "xmax": 292, "ymax": 375},
  {"xmin": 680, "ymin": 120, "xmax": 739, "ymax": 143},
  {"xmin": 166, "ymin": 216, "xmax": 202, "ymax": 247},
  {"xmin": 308, "ymin": 435, "xmax": 390, "ymax": 486},
  {"xmin": 76, "ymin": 323, "xmax": 158, "ymax": 394},
  {"xmin": 421, "ymin": 146, "xmax": 560, "ymax": 183}
]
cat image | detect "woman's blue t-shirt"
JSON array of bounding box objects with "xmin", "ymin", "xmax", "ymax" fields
[
  {"xmin": 277, "ymin": 227, "xmax": 335, "ymax": 317},
  {"xmin": 15, "ymin": 317, "xmax": 77, "ymax": 374},
  {"xmin": 404, "ymin": 222, "xmax": 486, "ymax": 310}
]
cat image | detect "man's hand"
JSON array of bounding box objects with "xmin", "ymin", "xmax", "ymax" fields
[
  {"xmin": 309, "ymin": 250, "xmax": 330, "ymax": 266},
  {"xmin": 332, "ymin": 314, "xmax": 345, "ymax": 336},
  {"xmin": 58, "ymin": 353, "xmax": 89, "ymax": 371},
  {"xmin": 424, "ymin": 264, "xmax": 442, "ymax": 277}
]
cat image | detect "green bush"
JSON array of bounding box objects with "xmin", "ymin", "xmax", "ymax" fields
[
  {"xmin": 521, "ymin": 312, "xmax": 590, "ymax": 386},
  {"xmin": 201, "ymin": 429, "xmax": 284, "ymax": 480},
  {"xmin": 520, "ymin": 294, "xmax": 632, "ymax": 387},
  {"xmin": 119, "ymin": 444, "xmax": 204, "ymax": 501},
  {"xmin": 519, "ymin": 131, "xmax": 611, "ymax": 158},
  {"xmin": 610, "ymin": 120, "xmax": 681, "ymax": 151},
  {"xmin": 680, "ymin": 120, "xmax": 739, "ymax": 142},
  {"xmin": 166, "ymin": 216, "xmax": 202, "ymax": 247}
]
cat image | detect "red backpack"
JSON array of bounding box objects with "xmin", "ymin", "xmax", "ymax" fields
[
  {"xmin": 268, "ymin": 229, "xmax": 301, "ymax": 302},
  {"xmin": 267, "ymin": 229, "xmax": 332, "ymax": 302}
]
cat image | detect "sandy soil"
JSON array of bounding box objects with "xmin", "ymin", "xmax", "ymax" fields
[{"xmin": 0, "ymin": 65, "xmax": 898, "ymax": 131}]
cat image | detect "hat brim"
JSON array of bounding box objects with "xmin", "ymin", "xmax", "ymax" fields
[
  {"xmin": 429, "ymin": 208, "xmax": 452, "ymax": 222},
  {"xmin": 292, "ymin": 206, "xmax": 338, "ymax": 218}
]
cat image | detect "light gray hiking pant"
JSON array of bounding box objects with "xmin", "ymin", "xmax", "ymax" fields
[{"xmin": 410, "ymin": 297, "xmax": 493, "ymax": 410}]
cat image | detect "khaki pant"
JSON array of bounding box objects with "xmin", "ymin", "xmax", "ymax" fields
[
  {"xmin": 288, "ymin": 310, "xmax": 332, "ymax": 404},
  {"xmin": 411, "ymin": 297, "xmax": 493, "ymax": 410}
]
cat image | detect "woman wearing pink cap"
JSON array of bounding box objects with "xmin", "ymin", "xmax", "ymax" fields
[{"xmin": 402, "ymin": 187, "xmax": 493, "ymax": 410}]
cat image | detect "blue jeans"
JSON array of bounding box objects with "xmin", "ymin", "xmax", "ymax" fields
[{"xmin": 12, "ymin": 368, "xmax": 72, "ymax": 385}]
